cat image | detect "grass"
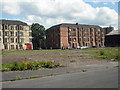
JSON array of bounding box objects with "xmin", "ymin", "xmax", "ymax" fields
[
  {"xmin": 26, "ymin": 76, "xmax": 40, "ymax": 79},
  {"xmin": 11, "ymin": 76, "xmax": 22, "ymax": 81},
  {"xmin": 88, "ymin": 48, "xmax": 120, "ymax": 61},
  {"xmin": 1, "ymin": 61, "xmax": 61, "ymax": 72}
]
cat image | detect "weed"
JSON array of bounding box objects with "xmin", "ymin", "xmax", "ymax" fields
[
  {"xmin": 26, "ymin": 76, "xmax": 40, "ymax": 79},
  {"xmin": 1, "ymin": 61, "xmax": 61, "ymax": 72},
  {"xmin": 11, "ymin": 76, "xmax": 22, "ymax": 81},
  {"xmin": 99, "ymin": 50, "xmax": 105, "ymax": 56}
]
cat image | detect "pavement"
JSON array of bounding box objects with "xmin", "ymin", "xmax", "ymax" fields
[
  {"xmin": 2, "ymin": 67, "xmax": 118, "ymax": 88},
  {"xmin": 1, "ymin": 62, "xmax": 118, "ymax": 82}
]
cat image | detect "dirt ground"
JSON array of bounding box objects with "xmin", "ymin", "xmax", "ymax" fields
[{"xmin": 2, "ymin": 49, "xmax": 110, "ymax": 67}]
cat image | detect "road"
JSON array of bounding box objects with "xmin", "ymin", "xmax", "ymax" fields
[{"xmin": 2, "ymin": 68, "xmax": 118, "ymax": 88}]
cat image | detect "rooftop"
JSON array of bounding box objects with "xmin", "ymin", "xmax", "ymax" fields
[
  {"xmin": 0, "ymin": 19, "xmax": 28, "ymax": 26},
  {"xmin": 106, "ymin": 30, "xmax": 120, "ymax": 36},
  {"xmin": 47, "ymin": 23, "xmax": 101, "ymax": 30}
]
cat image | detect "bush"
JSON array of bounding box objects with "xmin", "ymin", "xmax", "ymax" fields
[{"xmin": 2, "ymin": 61, "xmax": 60, "ymax": 72}]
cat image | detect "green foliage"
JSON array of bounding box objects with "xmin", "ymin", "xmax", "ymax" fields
[
  {"xmin": 1, "ymin": 61, "xmax": 60, "ymax": 72},
  {"xmin": 99, "ymin": 50, "xmax": 105, "ymax": 56},
  {"xmin": 11, "ymin": 76, "xmax": 22, "ymax": 81},
  {"xmin": 94, "ymin": 48, "xmax": 120, "ymax": 61},
  {"xmin": 26, "ymin": 76, "xmax": 40, "ymax": 79},
  {"xmin": 31, "ymin": 23, "xmax": 46, "ymax": 49}
]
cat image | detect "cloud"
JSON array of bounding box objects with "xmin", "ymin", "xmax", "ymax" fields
[
  {"xmin": 103, "ymin": 2, "xmax": 108, "ymax": 5},
  {"xmin": 1, "ymin": 0, "xmax": 118, "ymax": 29},
  {"xmin": 2, "ymin": 1, "xmax": 21, "ymax": 15}
]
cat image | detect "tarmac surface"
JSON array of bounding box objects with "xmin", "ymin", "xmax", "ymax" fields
[
  {"xmin": 2, "ymin": 67, "xmax": 118, "ymax": 88},
  {"xmin": 2, "ymin": 62, "xmax": 118, "ymax": 82}
]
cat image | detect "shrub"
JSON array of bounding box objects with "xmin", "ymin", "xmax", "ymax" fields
[{"xmin": 1, "ymin": 61, "xmax": 61, "ymax": 72}]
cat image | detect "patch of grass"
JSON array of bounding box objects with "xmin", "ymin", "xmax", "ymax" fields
[
  {"xmin": 86, "ymin": 48, "xmax": 120, "ymax": 61},
  {"xmin": 1, "ymin": 61, "xmax": 61, "ymax": 72},
  {"xmin": 26, "ymin": 76, "xmax": 40, "ymax": 79},
  {"xmin": 11, "ymin": 76, "xmax": 22, "ymax": 81}
]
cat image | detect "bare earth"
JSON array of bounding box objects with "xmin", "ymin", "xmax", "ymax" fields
[{"xmin": 2, "ymin": 50, "xmax": 110, "ymax": 67}]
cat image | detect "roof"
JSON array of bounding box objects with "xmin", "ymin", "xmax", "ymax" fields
[
  {"xmin": 47, "ymin": 23, "xmax": 101, "ymax": 30},
  {"xmin": 60, "ymin": 23, "xmax": 101, "ymax": 28},
  {"xmin": 106, "ymin": 30, "xmax": 120, "ymax": 36},
  {"xmin": 0, "ymin": 19, "xmax": 28, "ymax": 26}
]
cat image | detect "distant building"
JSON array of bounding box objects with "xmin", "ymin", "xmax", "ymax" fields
[
  {"xmin": 0, "ymin": 19, "xmax": 33, "ymax": 50},
  {"xmin": 46, "ymin": 23, "xmax": 104, "ymax": 49},
  {"xmin": 105, "ymin": 30, "xmax": 120, "ymax": 47},
  {"xmin": 103, "ymin": 26, "xmax": 114, "ymax": 36}
]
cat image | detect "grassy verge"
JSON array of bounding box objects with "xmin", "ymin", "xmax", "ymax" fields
[
  {"xmin": 84, "ymin": 47, "xmax": 120, "ymax": 61},
  {"xmin": 1, "ymin": 61, "xmax": 61, "ymax": 72}
]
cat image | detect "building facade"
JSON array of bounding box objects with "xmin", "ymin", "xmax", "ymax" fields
[
  {"xmin": 46, "ymin": 23, "xmax": 104, "ymax": 49},
  {"xmin": 105, "ymin": 30, "xmax": 120, "ymax": 47},
  {"xmin": 0, "ymin": 20, "xmax": 33, "ymax": 50}
]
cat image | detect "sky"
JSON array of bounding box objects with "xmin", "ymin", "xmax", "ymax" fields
[{"xmin": 0, "ymin": 0, "xmax": 119, "ymax": 29}]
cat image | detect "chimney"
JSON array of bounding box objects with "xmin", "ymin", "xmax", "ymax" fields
[{"xmin": 76, "ymin": 23, "xmax": 78, "ymax": 25}]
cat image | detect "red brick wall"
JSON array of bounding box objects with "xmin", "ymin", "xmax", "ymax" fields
[
  {"xmin": 60, "ymin": 27, "xmax": 69, "ymax": 48},
  {"xmin": 46, "ymin": 24, "xmax": 105, "ymax": 49}
]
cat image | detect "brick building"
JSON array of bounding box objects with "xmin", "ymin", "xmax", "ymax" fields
[
  {"xmin": 46, "ymin": 23, "xmax": 104, "ymax": 49},
  {"xmin": 0, "ymin": 20, "xmax": 33, "ymax": 50}
]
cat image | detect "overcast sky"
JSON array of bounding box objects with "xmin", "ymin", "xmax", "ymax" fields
[{"xmin": 0, "ymin": 0, "xmax": 119, "ymax": 29}]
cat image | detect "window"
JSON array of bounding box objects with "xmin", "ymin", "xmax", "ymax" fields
[
  {"xmin": 16, "ymin": 45, "xmax": 18, "ymax": 49},
  {"xmin": 0, "ymin": 25, "xmax": 2, "ymax": 30},
  {"xmin": 19, "ymin": 38, "xmax": 24, "ymax": 43},
  {"xmin": 0, "ymin": 38, "xmax": 1, "ymax": 43},
  {"xmin": 86, "ymin": 29, "xmax": 89, "ymax": 32},
  {"xmin": 4, "ymin": 31, "xmax": 8, "ymax": 36},
  {"xmin": 72, "ymin": 33, "xmax": 76, "ymax": 36},
  {"xmin": 68, "ymin": 33, "xmax": 71, "ymax": 36},
  {"xmin": 19, "ymin": 45, "xmax": 23, "ymax": 49},
  {"xmin": 10, "ymin": 38, "xmax": 14, "ymax": 43},
  {"xmin": 10, "ymin": 32, "xmax": 14, "ymax": 36},
  {"xmin": 5, "ymin": 25, "xmax": 8, "ymax": 30},
  {"xmin": 79, "ymin": 38, "xmax": 81, "ymax": 41},
  {"xmin": 79, "ymin": 33, "xmax": 81, "ymax": 36},
  {"xmin": 11, "ymin": 45, "xmax": 14, "ymax": 49},
  {"xmin": 4, "ymin": 44, "xmax": 8, "ymax": 49},
  {"xmin": 15, "ymin": 26, "xmax": 19, "ymax": 30},
  {"xmin": 9, "ymin": 26, "xmax": 14, "ymax": 30},
  {"xmin": 18, "ymin": 32, "xmax": 23, "ymax": 36},
  {"xmin": 16, "ymin": 38, "xmax": 18, "ymax": 43},
  {"xmin": 29, "ymin": 26, "xmax": 31, "ymax": 30},
  {"xmin": 16, "ymin": 32, "xmax": 18, "ymax": 36},
  {"xmin": 29, "ymin": 32, "xmax": 32, "ymax": 36},
  {"xmin": 73, "ymin": 29, "xmax": 76, "ymax": 31},
  {"xmin": 69, "ymin": 28, "xmax": 71, "ymax": 31},
  {"xmin": 90, "ymin": 28, "xmax": 93, "ymax": 32},
  {"xmin": 29, "ymin": 38, "xmax": 32, "ymax": 42},
  {"xmin": 69, "ymin": 38, "xmax": 72, "ymax": 41},
  {"xmin": 19, "ymin": 26, "xmax": 23, "ymax": 30},
  {"xmin": 73, "ymin": 38, "xmax": 76, "ymax": 42},
  {"xmin": 4, "ymin": 38, "xmax": 8, "ymax": 43}
]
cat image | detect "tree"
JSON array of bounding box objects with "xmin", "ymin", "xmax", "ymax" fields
[{"xmin": 31, "ymin": 23, "xmax": 46, "ymax": 49}]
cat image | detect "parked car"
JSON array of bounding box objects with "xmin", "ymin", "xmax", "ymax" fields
[
  {"xmin": 76, "ymin": 46, "xmax": 81, "ymax": 49},
  {"xmin": 67, "ymin": 47, "xmax": 72, "ymax": 49},
  {"xmin": 80, "ymin": 46, "xmax": 88, "ymax": 49}
]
